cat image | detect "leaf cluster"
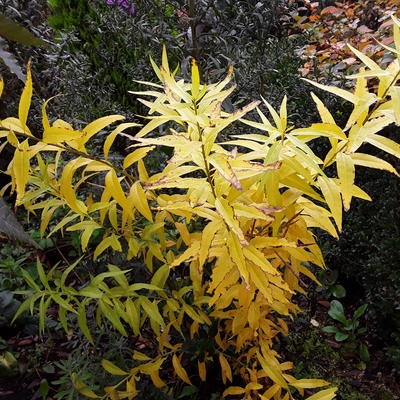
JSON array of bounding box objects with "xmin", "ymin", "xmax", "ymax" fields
[{"xmin": 3, "ymin": 19, "xmax": 400, "ymax": 400}]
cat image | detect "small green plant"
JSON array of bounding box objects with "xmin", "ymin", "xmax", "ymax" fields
[
  {"xmin": 316, "ymin": 269, "xmax": 346, "ymax": 299},
  {"xmin": 323, "ymin": 300, "xmax": 369, "ymax": 362}
]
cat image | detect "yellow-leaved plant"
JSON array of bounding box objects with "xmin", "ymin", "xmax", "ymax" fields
[{"xmin": 3, "ymin": 16, "xmax": 400, "ymax": 400}]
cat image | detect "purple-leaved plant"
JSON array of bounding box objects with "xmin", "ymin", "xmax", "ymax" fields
[{"xmin": 106, "ymin": 0, "xmax": 137, "ymax": 15}]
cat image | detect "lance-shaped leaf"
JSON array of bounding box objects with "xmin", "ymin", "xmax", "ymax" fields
[
  {"xmin": 318, "ymin": 176, "xmax": 342, "ymax": 232},
  {"xmin": 18, "ymin": 61, "xmax": 32, "ymax": 131},
  {"xmin": 172, "ymin": 354, "xmax": 192, "ymax": 385},
  {"xmin": 0, "ymin": 14, "xmax": 46, "ymax": 45},
  {"xmin": 336, "ymin": 152, "xmax": 355, "ymax": 211},
  {"xmin": 215, "ymin": 198, "xmax": 247, "ymax": 245}
]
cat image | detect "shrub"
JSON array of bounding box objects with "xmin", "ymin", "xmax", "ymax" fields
[{"xmin": 3, "ymin": 18, "xmax": 400, "ymax": 400}]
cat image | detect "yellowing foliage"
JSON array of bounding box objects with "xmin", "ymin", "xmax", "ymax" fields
[{"xmin": 3, "ymin": 20, "xmax": 400, "ymax": 400}]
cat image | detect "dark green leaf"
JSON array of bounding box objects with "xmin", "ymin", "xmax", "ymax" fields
[
  {"xmin": 353, "ymin": 304, "xmax": 367, "ymax": 320},
  {"xmin": 359, "ymin": 343, "xmax": 370, "ymax": 362},
  {"xmin": 39, "ymin": 379, "xmax": 49, "ymax": 400},
  {"xmin": 334, "ymin": 332, "xmax": 349, "ymax": 342},
  {"xmin": 178, "ymin": 386, "xmax": 199, "ymax": 398},
  {"xmin": 322, "ymin": 325, "xmax": 339, "ymax": 334},
  {"xmin": 0, "ymin": 14, "xmax": 46, "ymax": 45},
  {"xmin": 328, "ymin": 300, "xmax": 347, "ymax": 324},
  {"xmin": 331, "ymin": 284, "xmax": 346, "ymax": 298}
]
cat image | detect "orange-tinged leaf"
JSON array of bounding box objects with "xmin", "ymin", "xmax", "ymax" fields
[
  {"xmin": 198, "ymin": 361, "xmax": 207, "ymax": 382},
  {"xmin": 219, "ymin": 353, "xmax": 232, "ymax": 384},
  {"xmin": 172, "ymin": 354, "xmax": 192, "ymax": 385},
  {"xmin": 223, "ymin": 386, "xmax": 246, "ymax": 397}
]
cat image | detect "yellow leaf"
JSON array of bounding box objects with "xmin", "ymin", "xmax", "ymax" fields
[
  {"xmin": 227, "ymin": 231, "xmax": 249, "ymax": 284},
  {"xmin": 305, "ymin": 387, "xmax": 337, "ymax": 400},
  {"xmin": 105, "ymin": 170, "xmax": 133, "ymax": 218},
  {"xmin": 123, "ymin": 146, "xmax": 155, "ymax": 169},
  {"xmin": 172, "ymin": 354, "xmax": 192, "ymax": 385},
  {"xmin": 209, "ymin": 153, "xmax": 242, "ymax": 191},
  {"xmin": 290, "ymin": 379, "xmax": 330, "ymax": 389},
  {"xmin": 222, "ymin": 386, "xmax": 246, "ymax": 397},
  {"xmin": 150, "ymin": 370, "xmax": 166, "ymax": 388},
  {"xmin": 18, "ymin": 61, "xmax": 32, "ymax": 131},
  {"xmin": 215, "ymin": 198, "xmax": 248, "ymax": 245},
  {"xmin": 351, "ymin": 153, "xmax": 399, "ymax": 176},
  {"xmin": 12, "ymin": 139, "xmax": 30, "ymax": 202},
  {"xmin": 0, "ymin": 77, "xmax": 3, "ymax": 97},
  {"xmin": 170, "ymin": 241, "xmax": 200, "ymax": 268},
  {"xmin": 93, "ymin": 235, "xmax": 121, "ymax": 260},
  {"xmin": 256, "ymin": 351, "xmax": 288, "ymax": 389},
  {"xmin": 101, "ymin": 359, "xmax": 128, "ymax": 376},
  {"xmin": 219, "ymin": 353, "xmax": 232, "ymax": 384},
  {"xmin": 318, "ymin": 176, "xmax": 342, "ymax": 232},
  {"xmin": 82, "ymin": 115, "xmax": 125, "ymax": 144},
  {"xmin": 71, "ymin": 373, "xmax": 100, "ymax": 398},
  {"xmin": 260, "ymin": 383, "xmax": 280, "ymax": 399},
  {"xmin": 279, "ymin": 95, "xmax": 288, "ymax": 132},
  {"xmin": 139, "ymin": 297, "xmax": 165, "ymax": 328},
  {"xmin": 103, "ymin": 122, "xmax": 141, "ymax": 159},
  {"xmin": 243, "ymin": 245, "xmax": 278, "ymax": 275},
  {"xmin": 198, "ymin": 361, "xmax": 207, "ymax": 382},
  {"xmin": 191, "ymin": 58, "xmax": 200, "ymax": 99},
  {"xmin": 366, "ymin": 133, "xmax": 400, "ymax": 159},
  {"xmin": 245, "ymin": 382, "xmax": 263, "ymax": 392},
  {"xmin": 261, "ymin": 96, "xmax": 282, "ymax": 131},
  {"xmin": 303, "ymin": 78, "xmax": 356, "ymax": 104},
  {"xmin": 138, "ymin": 357, "xmax": 166, "ymax": 375},
  {"xmin": 336, "ymin": 152, "xmax": 355, "ymax": 211},
  {"xmin": 310, "ymin": 92, "xmax": 336, "ymax": 124},
  {"xmin": 129, "ymin": 181, "xmax": 153, "ymax": 222},
  {"xmin": 199, "ymin": 219, "xmax": 222, "ymax": 269},
  {"xmin": 42, "ymin": 126, "xmax": 83, "ymax": 144},
  {"xmin": 59, "ymin": 158, "xmax": 90, "ymax": 214},
  {"xmin": 132, "ymin": 351, "xmax": 151, "ymax": 361},
  {"xmin": 347, "ymin": 44, "xmax": 381, "ymax": 71}
]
